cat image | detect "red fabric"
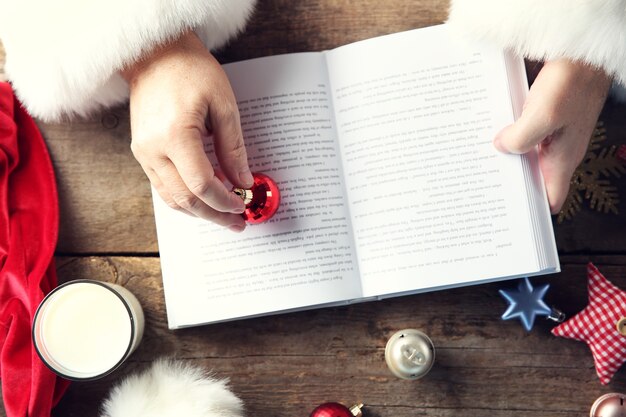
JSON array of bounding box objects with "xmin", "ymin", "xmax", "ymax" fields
[
  {"xmin": 552, "ymin": 263, "xmax": 626, "ymax": 385},
  {"xmin": 0, "ymin": 82, "xmax": 70, "ymax": 416}
]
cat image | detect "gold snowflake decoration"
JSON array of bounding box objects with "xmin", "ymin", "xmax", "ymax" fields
[{"xmin": 557, "ymin": 121, "xmax": 626, "ymax": 223}]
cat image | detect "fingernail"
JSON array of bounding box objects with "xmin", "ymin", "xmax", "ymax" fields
[
  {"xmin": 493, "ymin": 136, "xmax": 509, "ymax": 153},
  {"xmin": 229, "ymin": 224, "xmax": 245, "ymax": 233},
  {"xmin": 239, "ymin": 169, "xmax": 254, "ymax": 188},
  {"xmin": 230, "ymin": 196, "xmax": 246, "ymax": 213}
]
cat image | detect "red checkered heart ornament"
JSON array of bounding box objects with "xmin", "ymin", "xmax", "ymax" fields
[{"xmin": 552, "ymin": 263, "xmax": 626, "ymax": 385}]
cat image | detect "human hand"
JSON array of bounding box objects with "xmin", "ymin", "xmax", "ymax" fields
[
  {"xmin": 121, "ymin": 31, "xmax": 252, "ymax": 231},
  {"xmin": 493, "ymin": 59, "xmax": 612, "ymax": 213}
]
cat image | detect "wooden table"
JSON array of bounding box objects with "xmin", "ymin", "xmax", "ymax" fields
[{"xmin": 3, "ymin": 1, "xmax": 626, "ymax": 416}]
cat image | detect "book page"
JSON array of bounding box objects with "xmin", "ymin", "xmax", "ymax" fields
[
  {"xmin": 154, "ymin": 53, "xmax": 360, "ymax": 328},
  {"xmin": 326, "ymin": 25, "xmax": 544, "ymax": 297}
]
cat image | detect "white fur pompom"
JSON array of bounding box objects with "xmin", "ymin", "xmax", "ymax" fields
[{"xmin": 101, "ymin": 359, "xmax": 244, "ymax": 417}]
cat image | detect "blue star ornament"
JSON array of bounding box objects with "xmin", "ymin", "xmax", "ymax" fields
[{"xmin": 499, "ymin": 278, "xmax": 552, "ymax": 331}]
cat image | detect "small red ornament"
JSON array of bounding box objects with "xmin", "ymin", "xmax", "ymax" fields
[
  {"xmin": 309, "ymin": 402, "xmax": 363, "ymax": 417},
  {"xmin": 232, "ymin": 172, "xmax": 280, "ymax": 224}
]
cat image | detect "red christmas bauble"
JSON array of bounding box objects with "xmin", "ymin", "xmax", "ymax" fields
[
  {"xmin": 233, "ymin": 173, "xmax": 280, "ymax": 224},
  {"xmin": 309, "ymin": 402, "xmax": 363, "ymax": 417}
]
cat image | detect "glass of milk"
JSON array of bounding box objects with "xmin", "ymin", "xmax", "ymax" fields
[{"xmin": 32, "ymin": 280, "xmax": 145, "ymax": 380}]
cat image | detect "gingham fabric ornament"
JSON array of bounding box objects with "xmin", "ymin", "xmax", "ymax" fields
[{"xmin": 552, "ymin": 263, "xmax": 626, "ymax": 385}]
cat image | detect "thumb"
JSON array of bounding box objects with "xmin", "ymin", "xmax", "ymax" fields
[
  {"xmin": 493, "ymin": 59, "xmax": 610, "ymax": 213},
  {"xmin": 493, "ymin": 63, "xmax": 567, "ymax": 155},
  {"xmin": 493, "ymin": 94, "xmax": 570, "ymax": 213},
  {"xmin": 493, "ymin": 106, "xmax": 560, "ymax": 155},
  {"xmin": 495, "ymin": 110, "xmax": 572, "ymax": 213}
]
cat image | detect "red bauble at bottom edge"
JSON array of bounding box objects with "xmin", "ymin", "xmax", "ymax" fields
[{"xmin": 309, "ymin": 402, "xmax": 364, "ymax": 417}]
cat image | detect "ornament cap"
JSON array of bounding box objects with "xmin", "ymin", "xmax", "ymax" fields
[
  {"xmin": 590, "ymin": 393, "xmax": 626, "ymax": 417},
  {"xmin": 232, "ymin": 188, "xmax": 253, "ymax": 205},
  {"xmin": 385, "ymin": 329, "xmax": 435, "ymax": 380},
  {"xmin": 547, "ymin": 306, "xmax": 566, "ymax": 323},
  {"xmin": 349, "ymin": 403, "xmax": 364, "ymax": 417},
  {"xmin": 617, "ymin": 317, "xmax": 626, "ymax": 336}
]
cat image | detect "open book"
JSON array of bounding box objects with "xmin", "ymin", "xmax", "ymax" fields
[{"xmin": 153, "ymin": 24, "xmax": 560, "ymax": 329}]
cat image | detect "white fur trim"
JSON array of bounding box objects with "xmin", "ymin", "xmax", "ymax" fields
[
  {"xmin": 447, "ymin": 0, "xmax": 626, "ymax": 89},
  {"xmin": 0, "ymin": 0, "xmax": 256, "ymax": 121},
  {"xmin": 101, "ymin": 359, "xmax": 244, "ymax": 417}
]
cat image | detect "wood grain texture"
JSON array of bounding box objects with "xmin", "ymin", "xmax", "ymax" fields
[
  {"xmin": 216, "ymin": 0, "xmax": 449, "ymax": 62},
  {"xmin": 37, "ymin": 112, "xmax": 157, "ymax": 255},
  {"xmin": 49, "ymin": 257, "xmax": 626, "ymax": 417},
  {"xmin": 1, "ymin": 1, "xmax": 626, "ymax": 417}
]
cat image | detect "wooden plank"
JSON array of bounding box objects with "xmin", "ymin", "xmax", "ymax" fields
[
  {"xmin": 37, "ymin": 112, "xmax": 157, "ymax": 254},
  {"xmin": 215, "ymin": 0, "xmax": 449, "ymax": 62},
  {"xmin": 49, "ymin": 256, "xmax": 626, "ymax": 417}
]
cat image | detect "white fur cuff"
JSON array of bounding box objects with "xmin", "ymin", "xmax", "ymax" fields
[
  {"xmin": 0, "ymin": 0, "xmax": 256, "ymax": 121},
  {"xmin": 101, "ymin": 359, "xmax": 244, "ymax": 417},
  {"xmin": 447, "ymin": 0, "xmax": 626, "ymax": 88}
]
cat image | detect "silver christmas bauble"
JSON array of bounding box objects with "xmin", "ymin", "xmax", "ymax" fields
[{"xmin": 384, "ymin": 329, "xmax": 434, "ymax": 380}]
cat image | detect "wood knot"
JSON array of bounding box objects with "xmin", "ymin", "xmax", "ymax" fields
[{"xmin": 101, "ymin": 113, "xmax": 119, "ymax": 129}]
